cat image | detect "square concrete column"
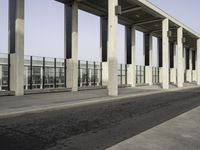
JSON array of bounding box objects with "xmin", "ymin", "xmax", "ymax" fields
[
  {"xmin": 162, "ymin": 19, "xmax": 169, "ymax": 89},
  {"xmin": 192, "ymin": 50, "xmax": 196, "ymax": 82},
  {"xmin": 8, "ymin": 0, "xmax": 25, "ymax": 96},
  {"xmin": 158, "ymin": 38, "xmax": 163, "ymax": 83},
  {"xmin": 126, "ymin": 26, "xmax": 136, "ymax": 87},
  {"xmin": 64, "ymin": 2, "xmax": 78, "ymax": 91},
  {"xmin": 197, "ymin": 39, "xmax": 200, "ymax": 85},
  {"xmin": 187, "ymin": 48, "xmax": 193, "ymax": 82},
  {"xmin": 144, "ymin": 33, "xmax": 153, "ymax": 86},
  {"xmin": 107, "ymin": 0, "xmax": 118, "ymax": 96},
  {"xmin": 169, "ymin": 42, "xmax": 176, "ymax": 84},
  {"xmin": 100, "ymin": 17, "xmax": 108, "ymax": 86},
  {"xmin": 177, "ymin": 27, "xmax": 184, "ymax": 87},
  {"xmin": 0, "ymin": 65, "xmax": 2, "ymax": 90}
]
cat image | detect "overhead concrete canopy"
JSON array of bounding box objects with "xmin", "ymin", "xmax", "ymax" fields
[{"xmin": 56, "ymin": 0, "xmax": 200, "ymax": 49}]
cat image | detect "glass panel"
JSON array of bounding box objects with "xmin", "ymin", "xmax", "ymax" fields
[
  {"xmin": 118, "ymin": 64, "xmax": 127, "ymax": 85},
  {"xmin": 32, "ymin": 56, "xmax": 43, "ymax": 89},
  {"xmin": 79, "ymin": 60, "xmax": 102, "ymax": 87},
  {"xmin": 44, "ymin": 57, "xmax": 54, "ymax": 89},
  {"xmin": 136, "ymin": 65, "xmax": 145, "ymax": 85},
  {"xmin": 56, "ymin": 58, "xmax": 65, "ymax": 88},
  {"xmin": 0, "ymin": 53, "xmax": 9, "ymax": 91},
  {"xmin": 24, "ymin": 55, "xmax": 31, "ymax": 90}
]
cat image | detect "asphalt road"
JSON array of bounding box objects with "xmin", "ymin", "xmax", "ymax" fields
[{"xmin": 0, "ymin": 88, "xmax": 200, "ymax": 150}]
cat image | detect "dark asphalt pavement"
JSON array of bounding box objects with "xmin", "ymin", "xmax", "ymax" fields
[{"xmin": 0, "ymin": 88, "xmax": 200, "ymax": 150}]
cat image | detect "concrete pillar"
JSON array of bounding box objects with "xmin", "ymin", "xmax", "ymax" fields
[
  {"xmin": 197, "ymin": 39, "xmax": 200, "ymax": 85},
  {"xmin": 126, "ymin": 26, "xmax": 136, "ymax": 87},
  {"xmin": 192, "ymin": 50, "xmax": 196, "ymax": 82},
  {"xmin": 64, "ymin": 2, "xmax": 78, "ymax": 91},
  {"xmin": 100, "ymin": 17, "xmax": 108, "ymax": 86},
  {"xmin": 107, "ymin": 0, "xmax": 118, "ymax": 96},
  {"xmin": 169, "ymin": 42, "xmax": 176, "ymax": 84},
  {"xmin": 158, "ymin": 38, "xmax": 163, "ymax": 83},
  {"xmin": 8, "ymin": 0, "xmax": 24, "ymax": 96},
  {"xmin": 162, "ymin": 19, "xmax": 169, "ymax": 89},
  {"xmin": 187, "ymin": 48, "xmax": 193, "ymax": 82},
  {"xmin": 0, "ymin": 65, "xmax": 2, "ymax": 90},
  {"xmin": 40, "ymin": 66, "xmax": 43, "ymax": 89},
  {"xmin": 89, "ymin": 68, "xmax": 92, "ymax": 86},
  {"xmin": 177, "ymin": 27, "xmax": 184, "ymax": 87},
  {"xmin": 174, "ymin": 43, "xmax": 177, "ymax": 84},
  {"xmin": 144, "ymin": 33, "xmax": 153, "ymax": 85}
]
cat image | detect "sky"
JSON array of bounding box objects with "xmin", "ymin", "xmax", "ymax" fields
[{"xmin": 0, "ymin": 0, "xmax": 200, "ymax": 65}]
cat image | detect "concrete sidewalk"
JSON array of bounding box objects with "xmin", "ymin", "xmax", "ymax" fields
[
  {"xmin": 0, "ymin": 84, "xmax": 198, "ymax": 118},
  {"xmin": 107, "ymin": 106, "xmax": 200, "ymax": 150}
]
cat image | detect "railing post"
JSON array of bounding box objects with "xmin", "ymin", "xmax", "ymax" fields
[
  {"xmin": 78, "ymin": 60, "xmax": 80, "ymax": 87},
  {"xmin": 140, "ymin": 66, "xmax": 142, "ymax": 84},
  {"xmin": 144, "ymin": 66, "xmax": 146, "ymax": 83},
  {"xmin": 86, "ymin": 61, "xmax": 89, "ymax": 86},
  {"xmin": 64, "ymin": 58, "xmax": 67, "ymax": 88},
  {"xmin": 120, "ymin": 64, "xmax": 123, "ymax": 85},
  {"xmin": 54, "ymin": 58, "xmax": 57, "ymax": 88},
  {"xmin": 30, "ymin": 56, "xmax": 33, "ymax": 89},
  {"xmin": 94, "ymin": 62, "xmax": 96, "ymax": 86},
  {"xmin": 42, "ymin": 57, "xmax": 45, "ymax": 89},
  {"xmin": 125, "ymin": 64, "xmax": 127, "ymax": 85},
  {"xmin": 158, "ymin": 67, "xmax": 160, "ymax": 83},
  {"xmin": 8, "ymin": 54, "xmax": 10, "ymax": 91},
  {"xmin": 136, "ymin": 65, "xmax": 138, "ymax": 84},
  {"xmin": 100, "ymin": 62, "xmax": 102, "ymax": 86}
]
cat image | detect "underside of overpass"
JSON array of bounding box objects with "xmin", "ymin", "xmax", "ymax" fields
[{"xmin": 56, "ymin": 0, "xmax": 198, "ymax": 49}]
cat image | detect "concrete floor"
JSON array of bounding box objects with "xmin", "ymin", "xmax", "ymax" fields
[
  {"xmin": 107, "ymin": 106, "xmax": 200, "ymax": 150},
  {"xmin": 0, "ymin": 86, "xmax": 200, "ymax": 150}
]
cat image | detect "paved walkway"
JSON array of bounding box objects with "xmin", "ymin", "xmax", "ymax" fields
[
  {"xmin": 107, "ymin": 105, "xmax": 200, "ymax": 150},
  {"xmin": 0, "ymin": 84, "xmax": 198, "ymax": 118}
]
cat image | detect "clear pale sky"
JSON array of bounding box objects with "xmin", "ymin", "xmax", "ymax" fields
[{"xmin": 0, "ymin": 0, "xmax": 200, "ymax": 65}]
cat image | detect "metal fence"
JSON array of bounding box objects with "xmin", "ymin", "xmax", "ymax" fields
[
  {"xmin": 24, "ymin": 56, "xmax": 66, "ymax": 90},
  {"xmin": 0, "ymin": 53, "xmax": 9, "ymax": 91},
  {"xmin": 152, "ymin": 67, "xmax": 159, "ymax": 84},
  {"xmin": 118, "ymin": 64, "xmax": 127, "ymax": 85},
  {"xmin": 78, "ymin": 60, "xmax": 102, "ymax": 87},
  {"xmin": 136, "ymin": 65, "xmax": 145, "ymax": 84}
]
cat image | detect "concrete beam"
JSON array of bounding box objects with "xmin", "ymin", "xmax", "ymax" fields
[
  {"xmin": 8, "ymin": 0, "xmax": 24, "ymax": 96},
  {"xmin": 107, "ymin": 0, "xmax": 118, "ymax": 96},
  {"xmin": 121, "ymin": 6, "xmax": 141, "ymax": 14},
  {"xmin": 135, "ymin": 18, "xmax": 162, "ymax": 26}
]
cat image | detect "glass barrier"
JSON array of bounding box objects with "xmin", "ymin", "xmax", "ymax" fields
[
  {"xmin": 24, "ymin": 56, "xmax": 66, "ymax": 90},
  {"xmin": 78, "ymin": 60, "xmax": 102, "ymax": 87},
  {"xmin": 118, "ymin": 64, "xmax": 127, "ymax": 85},
  {"xmin": 0, "ymin": 53, "xmax": 9, "ymax": 91},
  {"xmin": 152, "ymin": 67, "xmax": 159, "ymax": 84},
  {"xmin": 136, "ymin": 65, "xmax": 145, "ymax": 84}
]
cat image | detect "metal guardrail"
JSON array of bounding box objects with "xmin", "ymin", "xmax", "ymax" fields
[
  {"xmin": 118, "ymin": 64, "xmax": 127, "ymax": 86},
  {"xmin": 152, "ymin": 67, "xmax": 159, "ymax": 84},
  {"xmin": 78, "ymin": 60, "xmax": 102, "ymax": 87},
  {"xmin": 136, "ymin": 65, "xmax": 145, "ymax": 85},
  {"xmin": 0, "ymin": 53, "xmax": 9, "ymax": 91}
]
